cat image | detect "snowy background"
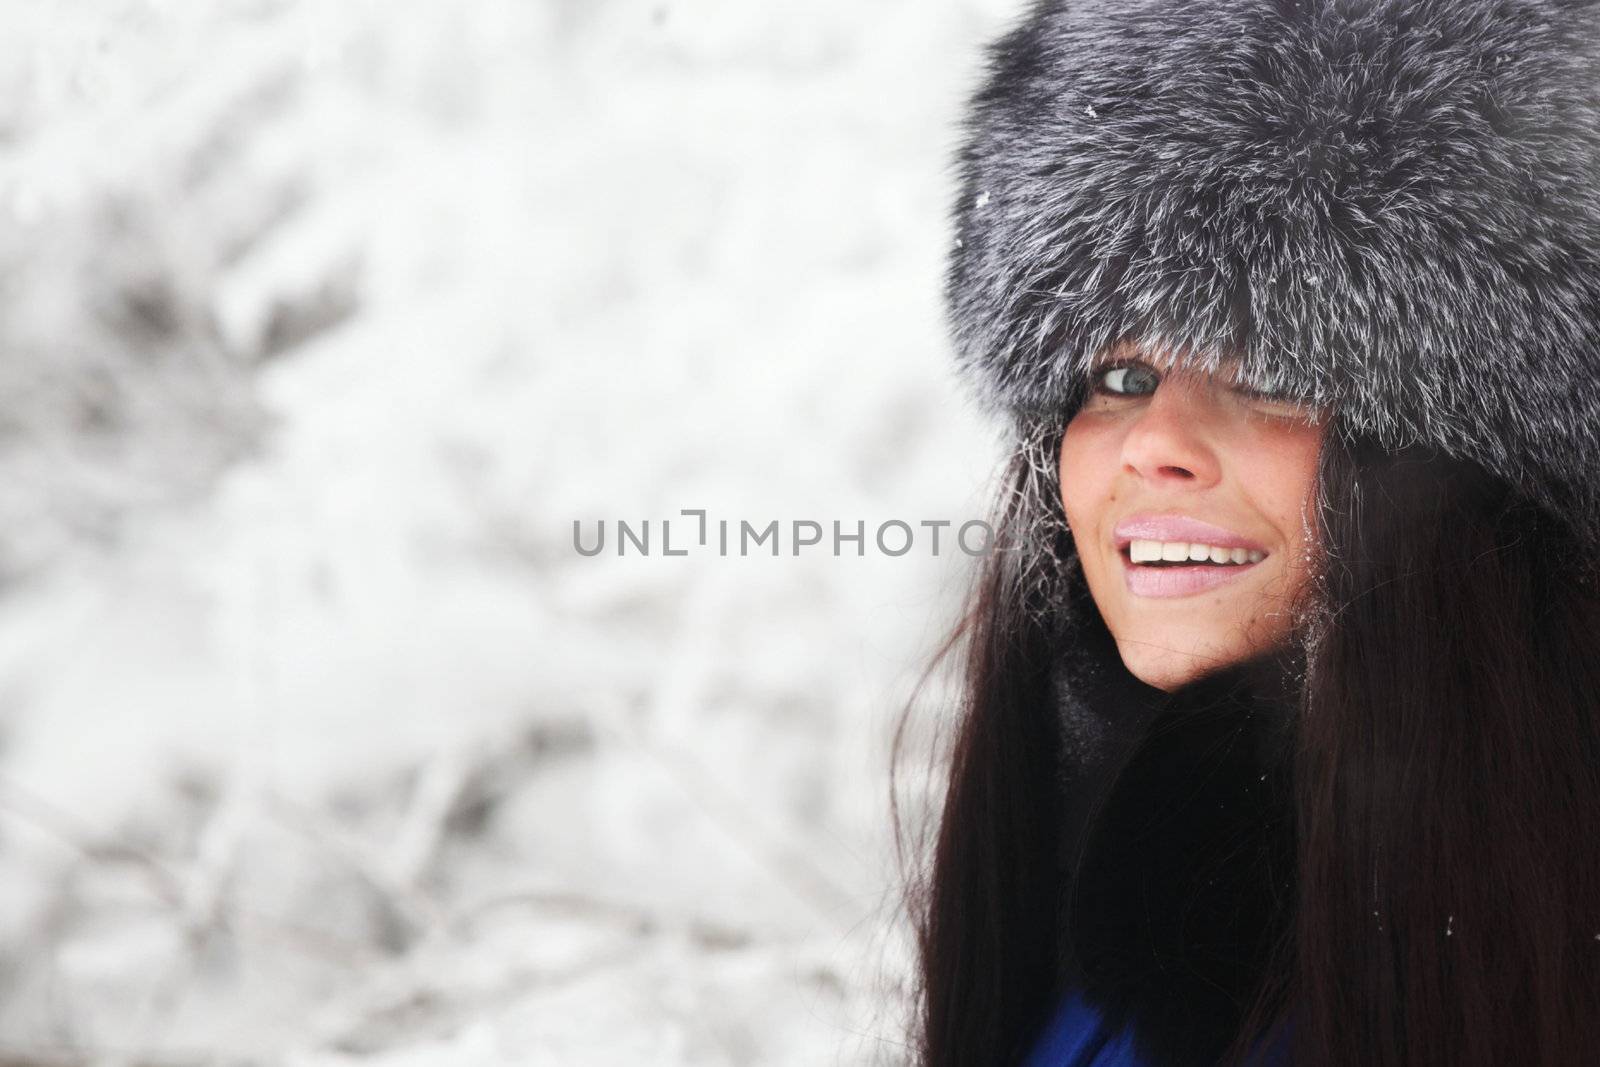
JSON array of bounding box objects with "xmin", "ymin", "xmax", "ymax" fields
[{"xmin": 0, "ymin": 1, "xmax": 1020, "ymax": 1063}]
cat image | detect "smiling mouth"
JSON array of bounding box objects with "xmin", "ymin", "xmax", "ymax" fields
[{"xmin": 1117, "ymin": 545, "xmax": 1267, "ymax": 568}]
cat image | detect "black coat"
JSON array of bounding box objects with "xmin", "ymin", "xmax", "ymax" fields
[{"xmin": 1047, "ymin": 610, "xmax": 1302, "ymax": 1065}]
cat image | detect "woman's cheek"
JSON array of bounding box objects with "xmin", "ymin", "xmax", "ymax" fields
[{"xmin": 1057, "ymin": 419, "xmax": 1107, "ymax": 526}]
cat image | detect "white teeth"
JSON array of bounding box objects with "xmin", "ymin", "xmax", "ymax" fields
[{"xmin": 1127, "ymin": 539, "xmax": 1267, "ymax": 565}]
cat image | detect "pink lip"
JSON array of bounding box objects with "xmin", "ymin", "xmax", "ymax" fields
[
  {"xmin": 1119, "ymin": 549, "xmax": 1262, "ymax": 598},
  {"xmin": 1111, "ymin": 513, "xmax": 1270, "ymax": 600}
]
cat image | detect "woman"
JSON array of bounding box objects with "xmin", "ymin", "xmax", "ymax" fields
[{"xmin": 894, "ymin": 1, "xmax": 1600, "ymax": 1064}]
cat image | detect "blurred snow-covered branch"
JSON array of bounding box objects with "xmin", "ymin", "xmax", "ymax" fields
[{"xmin": 0, "ymin": 0, "xmax": 1010, "ymax": 1062}]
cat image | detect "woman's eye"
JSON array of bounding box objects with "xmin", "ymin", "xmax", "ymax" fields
[
  {"xmin": 1092, "ymin": 362, "xmax": 1159, "ymax": 396},
  {"xmin": 1087, "ymin": 359, "xmax": 1317, "ymax": 419}
]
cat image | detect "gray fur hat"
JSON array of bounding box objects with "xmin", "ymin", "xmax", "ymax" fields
[{"xmin": 948, "ymin": 0, "xmax": 1600, "ymax": 544}]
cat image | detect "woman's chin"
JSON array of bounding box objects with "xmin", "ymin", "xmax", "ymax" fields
[{"xmin": 1115, "ymin": 636, "xmax": 1239, "ymax": 693}]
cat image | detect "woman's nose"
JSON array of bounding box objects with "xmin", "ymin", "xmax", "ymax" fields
[{"xmin": 1118, "ymin": 379, "xmax": 1223, "ymax": 487}]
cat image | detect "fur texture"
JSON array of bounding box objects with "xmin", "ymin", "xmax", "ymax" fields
[{"xmin": 949, "ymin": 0, "xmax": 1600, "ymax": 545}]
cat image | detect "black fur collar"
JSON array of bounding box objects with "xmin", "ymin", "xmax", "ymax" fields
[{"xmin": 1049, "ymin": 617, "xmax": 1301, "ymax": 1065}]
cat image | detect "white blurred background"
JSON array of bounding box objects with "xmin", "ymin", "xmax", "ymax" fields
[{"xmin": 0, "ymin": 1, "xmax": 1021, "ymax": 1062}]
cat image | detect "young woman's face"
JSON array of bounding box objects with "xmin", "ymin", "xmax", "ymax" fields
[{"xmin": 1058, "ymin": 341, "xmax": 1329, "ymax": 692}]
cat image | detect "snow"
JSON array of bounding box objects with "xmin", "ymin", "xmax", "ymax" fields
[{"xmin": 0, "ymin": 0, "xmax": 1022, "ymax": 1062}]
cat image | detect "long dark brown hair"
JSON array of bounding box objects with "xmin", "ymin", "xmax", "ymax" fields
[{"xmin": 891, "ymin": 411, "xmax": 1600, "ymax": 1065}]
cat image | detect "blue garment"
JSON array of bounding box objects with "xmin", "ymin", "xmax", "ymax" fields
[
  {"xmin": 1022, "ymin": 988, "xmax": 1294, "ymax": 1066},
  {"xmin": 1021, "ymin": 988, "xmax": 1146, "ymax": 1066}
]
